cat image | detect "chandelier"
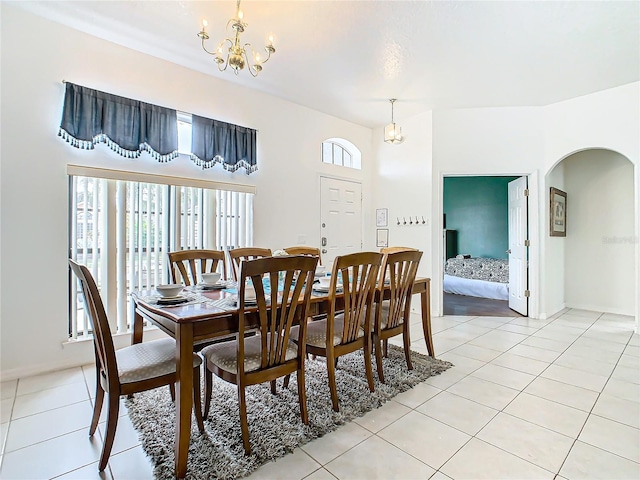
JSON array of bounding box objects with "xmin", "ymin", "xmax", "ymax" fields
[
  {"xmin": 197, "ymin": 0, "xmax": 275, "ymax": 77},
  {"xmin": 384, "ymin": 99, "xmax": 404, "ymax": 144}
]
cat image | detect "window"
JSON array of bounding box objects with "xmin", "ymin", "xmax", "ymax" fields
[
  {"xmin": 68, "ymin": 167, "xmax": 255, "ymax": 339},
  {"xmin": 177, "ymin": 112, "xmax": 192, "ymax": 155},
  {"xmin": 321, "ymin": 138, "xmax": 361, "ymax": 169}
]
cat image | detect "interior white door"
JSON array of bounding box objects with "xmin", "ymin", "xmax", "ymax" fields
[
  {"xmin": 320, "ymin": 177, "xmax": 362, "ymax": 266},
  {"xmin": 508, "ymin": 176, "xmax": 528, "ymax": 316}
]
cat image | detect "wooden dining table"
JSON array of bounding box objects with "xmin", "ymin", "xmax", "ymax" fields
[{"xmin": 131, "ymin": 277, "xmax": 433, "ymax": 479}]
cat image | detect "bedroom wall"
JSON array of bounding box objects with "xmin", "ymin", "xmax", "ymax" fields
[
  {"xmin": 563, "ymin": 150, "xmax": 635, "ymax": 314},
  {"xmin": 443, "ymin": 176, "xmax": 519, "ymax": 259},
  {"xmin": 0, "ymin": 5, "xmax": 374, "ymax": 379}
]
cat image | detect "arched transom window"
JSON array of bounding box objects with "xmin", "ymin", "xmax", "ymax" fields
[{"xmin": 321, "ymin": 138, "xmax": 361, "ymax": 170}]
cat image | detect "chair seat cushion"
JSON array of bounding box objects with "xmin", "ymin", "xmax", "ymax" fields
[
  {"xmin": 373, "ymin": 301, "xmax": 404, "ymax": 330},
  {"xmin": 293, "ymin": 314, "xmax": 365, "ymax": 348},
  {"xmin": 201, "ymin": 333, "xmax": 298, "ymax": 374},
  {"xmin": 116, "ymin": 338, "xmax": 201, "ymax": 384}
]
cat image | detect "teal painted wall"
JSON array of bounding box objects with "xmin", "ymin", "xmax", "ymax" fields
[{"xmin": 443, "ymin": 176, "xmax": 520, "ymax": 259}]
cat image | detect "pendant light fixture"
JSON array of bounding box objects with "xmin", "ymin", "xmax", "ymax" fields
[{"xmin": 384, "ymin": 99, "xmax": 404, "ymax": 144}]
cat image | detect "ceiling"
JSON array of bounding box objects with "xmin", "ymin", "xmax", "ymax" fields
[{"xmin": 12, "ymin": 1, "xmax": 640, "ymax": 128}]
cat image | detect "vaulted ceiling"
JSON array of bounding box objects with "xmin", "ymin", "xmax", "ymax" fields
[{"xmin": 12, "ymin": 0, "xmax": 640, "ymax": 128}]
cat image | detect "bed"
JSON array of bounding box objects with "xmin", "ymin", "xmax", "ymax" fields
[{"xmin": 443, "ymin": 257, "xmax": 509, "ymax": 301}]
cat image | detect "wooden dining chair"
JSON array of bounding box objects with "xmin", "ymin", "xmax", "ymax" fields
[
  {"xmin": 285, "ymin": 246, "xmax": 322, "ymax": 264},
  {"xmin": 168, "ymin": 249, "xmax": 227, "ymax": 286},
  {"xmin": 68, "ymin": 260, "xmax": 204, "ymax": 471},
  {"xmin": 373, "ymin": 250, "xmax": 423, "ymax": 383},
  {"xmin": 293, "ymin": 252, "xmax": 382, "ymax": 412},
  {"xmin": 200, "ymin": 255, "xmax": 318, "ymax": 455},
  {"xmin": 228, "ymin": 247, "xmax": 272, "ymax": 281}
]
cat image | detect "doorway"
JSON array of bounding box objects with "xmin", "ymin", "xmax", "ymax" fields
[{"xmin": 442, "ymin": 175, "xmax": 529, "ymax": 317}]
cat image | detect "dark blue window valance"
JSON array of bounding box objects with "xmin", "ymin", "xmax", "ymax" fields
[
  {"xmin": 58, "ymin": 83, "xmax": 178, "ymax": 162},
  {"xmin": 190, "ymin": 115, "xmax": 257, "ymax": 175}
]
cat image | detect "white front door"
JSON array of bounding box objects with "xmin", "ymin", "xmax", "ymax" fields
[
  {"xmin": 508, "ymin": 176, "xmax": 529, "ymax": 316},
  {"xmin": 320, "ymin": 177, "xmax": 362, "ymax": 266}
]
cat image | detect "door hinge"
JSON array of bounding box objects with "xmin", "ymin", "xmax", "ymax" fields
[
  {"xmin": 524, "ymin": 188, "xmax": 529, "ymax": 196},
  {"xmin": 524, "ymin": 239, "xmax": 530, "ymax": 247},
  {"xmin": 524, "ymin": 290, "xmax": 530, "ymax": 297}
]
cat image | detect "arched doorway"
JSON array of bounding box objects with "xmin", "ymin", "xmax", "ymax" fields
[{"xmin": 544, "ymin": 148, "xmax": 636, "ymax": 321}]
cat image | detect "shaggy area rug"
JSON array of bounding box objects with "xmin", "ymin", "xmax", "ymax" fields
[{"xmin": 125, "ymin": 346, "xmax": 453, "ymax": 479}]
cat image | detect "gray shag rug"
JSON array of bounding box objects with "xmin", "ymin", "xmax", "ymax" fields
[{"xmin": 125, "ymin": 345, "xmax": 452, "ymax": 479}]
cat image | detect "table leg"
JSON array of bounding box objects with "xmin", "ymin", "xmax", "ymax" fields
[
  {"xmin": 131, "ymin": 301, "xmax": 143, "ymax": 345},
  {"xmin": 420, "ymin": 280, "xmax": 435, "ymax": 357},
  {"xmin": 175, "ymin": 323, "xmax": 194, "ymax": 479}
]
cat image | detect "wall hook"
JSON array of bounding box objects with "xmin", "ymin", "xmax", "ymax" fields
[
  {"xmin": 403, "ymin": 217, "xmax": 407, "ymax": 225},
  {"xmin": 409, "ymin": 217, "xmax": 413, "ymax": 225},
  {"xmin": 422, "ymin": 216, "xmax": 426, "ymax": 224},
  {"xmin": 397, "ymin": 217, "xmax": 400, "ymax": 226}
]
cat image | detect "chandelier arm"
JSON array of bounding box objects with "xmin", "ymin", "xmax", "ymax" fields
[{"xmin": 241, "ymin": 50, "xmax": 259, "ymax": 77}]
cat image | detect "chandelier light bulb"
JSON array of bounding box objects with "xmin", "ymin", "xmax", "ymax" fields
[
  {"xmin": 238, "ymin": 10, "xmax": 243, "ymax": 20},
  {"xmin": 202, "ymin": 19, "xmax": 208, "ymax": 29}
]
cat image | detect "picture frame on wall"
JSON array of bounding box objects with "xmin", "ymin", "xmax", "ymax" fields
[
  {"xmin": 376, "ymin": 208, "xmax": 388, "ymax": 227},
  {"xmin": 549, "ymin": 187, "xmax": 567, "ymax": 237},
  {"xmin": 376, "ymin": 229, "xmax": 389, "ymax": 248}
]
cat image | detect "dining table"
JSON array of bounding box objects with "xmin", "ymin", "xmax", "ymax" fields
[{"xmin": 131, "ymin": 276, "xmax": 433, "ymax": 479}]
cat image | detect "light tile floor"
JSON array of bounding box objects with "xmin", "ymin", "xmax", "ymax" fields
[{"xmin": 0, "ymin": 309, "xmax": 639, "ymax": 479}]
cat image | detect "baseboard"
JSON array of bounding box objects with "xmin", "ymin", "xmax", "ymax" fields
[
  {"xmin": 564, "ymin": 302, "xmax": 635, "ymax": 317},
  {"xmin": 539, "ymin": 304, "xmax": 567, "ymax": 320}
]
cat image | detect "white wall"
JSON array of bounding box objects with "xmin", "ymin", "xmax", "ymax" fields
[
  {"xmin": 0, "ymin": 6, "xmax": 373, "ymax": 379},
  {"xmin": 430, "ymin": 107, "xmax": 545, "ymax": 317},
  {"xmin": 542, "ymin": 163, "xmax": 566, "ymax": 316},
  {"xmin": 563, "ymin": 150, "xmax": 635, "ymax": 314},
  {"xmin": 372, "ymin": 83, "xmax": 639, "ymax": 322},
  {"xmin": 543, "ymin": 83, "xmax": 639, "ymax": 323}
]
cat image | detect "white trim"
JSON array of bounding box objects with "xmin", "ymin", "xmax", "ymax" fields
[{"xmin": 67, "ymin": 164, "xmax": 257, "ymax": 194}]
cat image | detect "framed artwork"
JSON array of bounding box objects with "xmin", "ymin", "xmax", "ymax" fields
[
  {"xmin": 376, "ymin": 208, "xmax": 388, "ymax": 227},
  {"xmin": 376, "ymin": 229, "xmax": 389, "ymax": 247},
  {"xmin": 549, "ymin": 187, "xmax": 567, "ymax": 237}
]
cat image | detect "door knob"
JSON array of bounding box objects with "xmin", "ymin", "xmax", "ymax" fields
[{"xmin": 322, "ymin": 249, "xmax": 327, "ymax": 254}]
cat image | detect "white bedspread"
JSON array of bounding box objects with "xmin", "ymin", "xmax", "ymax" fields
[{"xmin": 443, "ymin": 274, "xmax": 509, "ymax": 301}]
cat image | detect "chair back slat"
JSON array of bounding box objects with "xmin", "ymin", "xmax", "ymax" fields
[
  {"xmin": 330, "ymin": 252, "xmax": 383, "ymax": 344},
  {"xmin": 379, "ymin": 250, "xmax": 423, "ymax": 330},
  {"xmin": 238, "ymin": 255, "xmax": 317, "ymax": 371},
  {"xmin": 229, "ymin": 247, "xmax": 272, "ymax": 282},
  {"xmin": 68, "ymin": 260, "xmax": 119, "ymax": 388},
  {"xmin": 168, "ymin": 249, "xmax": 226, "ymax": 286}
]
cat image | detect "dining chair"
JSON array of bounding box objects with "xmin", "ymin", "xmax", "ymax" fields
[
  {"xmin": 285, "ymin": 246, "xmax": 322, "ymax": 264},
  {"xmin": 68, "ymin": 259, "xmax": 204, "ymax": 471},
  {"xmin": 200, "ymin": 254, "xmax": 318, "ymax": 455},
  {"xmin": 373, "ymin": 250, "xmax": 423, "ymax": 383},
  {"xmin": 168, "ymin": 249, "xmax": 227, "ymax": 286},
  {"xmin": 380, "ymin": 246, "xmax": 418, "ymax": 254},
  {"xmin": 293, "ymin": 251, "xmax": 382, "ymax": 412},
  {"xmin": 228, "ymin": 247, "xmax": 272, "ymax": 281}
]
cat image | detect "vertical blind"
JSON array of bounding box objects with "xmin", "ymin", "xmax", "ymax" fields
[{"xmin": 69, "ymin": 170, "xmax": 255, "ymax": 339}]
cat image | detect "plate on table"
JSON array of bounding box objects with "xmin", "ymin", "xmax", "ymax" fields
[
  {"xmin": 198, "ymin": 282, "xmax": 226, "ymax": 290},
  {"xmin": 157, "ymin": 296, "xmax": 189, "ymax": 305}
]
